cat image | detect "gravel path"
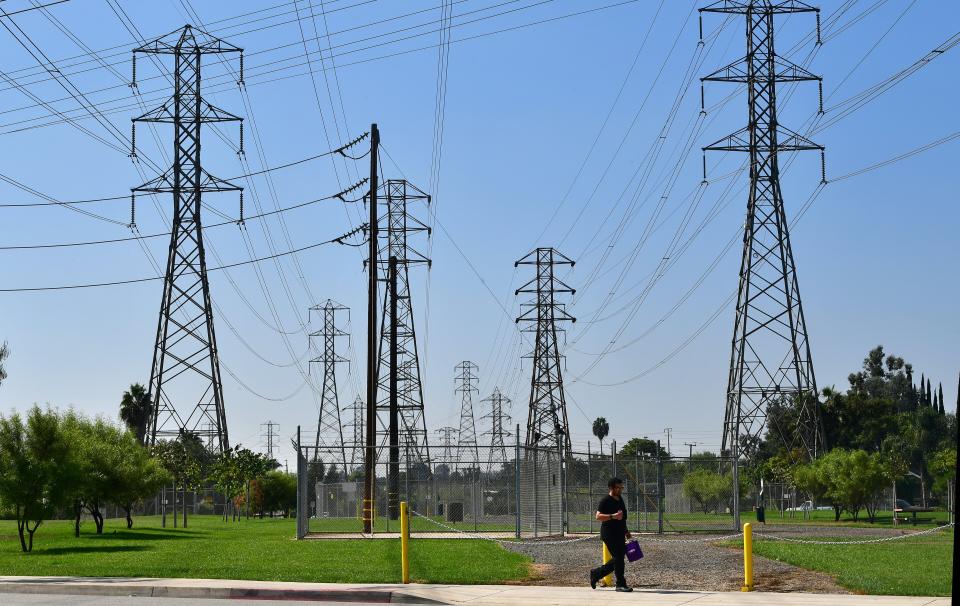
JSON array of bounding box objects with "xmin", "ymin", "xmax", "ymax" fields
[{"xmin": 500, "ymin": 529, "xmax": 869, "ymax": 593}]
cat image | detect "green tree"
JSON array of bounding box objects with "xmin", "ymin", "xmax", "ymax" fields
[
  {"xmin": 928, "ymin": 448, "xmax": 956, "ymax": 499},
  {"xmin": 258, "ymin": 471, "xmax": 297, "ymax": 517},
  {"xmin": 0, "ymin": 406, "xmax": 79, "ymax": 552},
  {"xmin": 592, "ymin": 417, "xmax": 609, "ymax": 456},
  {"xmin": 152, "ymin": 433, "xmax": 204, "ymax": 528},
  {"xmin": 112, "ymin": 436, "xmax": 168, "ymax": 529},
  {"xmin": 682, "ymin": 469, "xmax": 727, "ymax": 513},
  {"xmin": 618, "ymin": 437, "xmax": 668, "ymax": 460},
  {"xmin": 64, "ymin": 414, "xmax": 120, "ymax": 535},
  {"xmin": 119, "ymin": 383, "xmax": 152, "ymax": 446}
]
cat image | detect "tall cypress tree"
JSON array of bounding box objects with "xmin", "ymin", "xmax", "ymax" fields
[
  {"xmin": 926, "ymin": 378, "xmax": 933, "ymax": 408},
  {"xmin": 920, "ymin": 373, "xmax": 927, "ymax": 406},
  {"xmin": 938, "ymin": 382, "xmax": 945, "ymax": 415}
]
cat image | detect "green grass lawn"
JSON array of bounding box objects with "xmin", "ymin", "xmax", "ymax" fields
[
  {"xmin": 0, "ymin": 515, "xmax": 530, "ymax": 584},
  {"xmin": 723, "ymin": 527, "xmax": 954, "ymax": 596}
]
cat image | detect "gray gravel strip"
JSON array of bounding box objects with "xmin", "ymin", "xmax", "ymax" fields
[{"xmin": 502, "ymin": 533, "xmax": 847, "ymax": 593}]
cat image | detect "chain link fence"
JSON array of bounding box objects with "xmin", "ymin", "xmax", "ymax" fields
[{"xmin": 297, "ymin": 442, "xmax": 739, "ymax": 537}]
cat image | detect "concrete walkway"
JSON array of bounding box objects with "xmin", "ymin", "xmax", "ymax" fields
[{"xmin": 0, "ymin": 577, "xmax": 949, "ymax": 605}]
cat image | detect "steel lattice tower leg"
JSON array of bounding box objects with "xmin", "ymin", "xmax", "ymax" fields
[
  {"xmin": 515, "ymin": 248, "xmax": 575, "ymax": 453},
  {"xmin": 344, "ymin": 396, "xmax": 365, "ymax": 473},
  {"xmin": 481, "ymin": 388, "xmax": 512, "ymax": 474},
  {"xmin": 455, "ymin": 361, "xmax": 480, "ymax": 467},
  {"xmin": 132, "ymin": 25, "xmax": 244, "ymax": 453},
  {"xmin": 701, "ymin": 1, "xmax": 826, "ymax": 461},
  {"xmin": 375, "ymin": 180, "xmax": 432, "ymax": 465},
  {"xmin": 309, "ymin": 300, "xmax": 350, "ymax": 474}
]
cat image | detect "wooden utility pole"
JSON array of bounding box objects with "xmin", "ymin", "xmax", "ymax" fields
[{"xmin": 363, "ymin": 124, "xmax": 379, "ymax": 534}]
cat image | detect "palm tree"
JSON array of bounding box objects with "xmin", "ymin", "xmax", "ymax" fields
[
  {"xmin": 120, "ymin": 383, "xmax": 152, "ymax": 446},
  {"xmin": 0, "ymin": 341, "xmax": 9, "ymax": 387},
  {"xmin": 592, "ymin": 417, "xmax": 610, "ymax": 457}
]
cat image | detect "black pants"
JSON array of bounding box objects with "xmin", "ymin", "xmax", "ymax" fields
[{"xmin": 592, "ymin": 535, "xmax": 626, "ymax": 587}]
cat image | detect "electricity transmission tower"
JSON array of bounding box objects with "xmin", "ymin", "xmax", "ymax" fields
[
  {"xmin": 701, "ymin": 1, "xmax": 825, "ymax": 461},
  {"xmin": 454, "ymin": 361, "xmax": 480, "ymax": 467},
  {"xmin": 375, "ymin": 180, "xmax": 432, "ymax": 465},
  {"xmin": 343, "ymin": 396, "xmax": 365, "ymax": 473},
  {"xmin": 481, "ymin": 388, "xmax": 512, "ymax": 473},
  {"xmin": 262, "ymin": 420, "xmax": 279, "ymax": 460},
  {"xmin": 308, "ymin": 300, "xmax": 350, "ymax": 473},
  {"xmin": 436, "ymin": 426, "xmax": 458, "ymax": 462},
  {"xmin": 132, "ymin": 25, "xmax": 244, "ymax": 453},
  {"xmin": 515, "ymin": 248, "xmax": 575, "ymax": 453}
]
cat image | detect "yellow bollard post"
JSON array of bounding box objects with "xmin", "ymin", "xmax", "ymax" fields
[
  {"xmin": 741, "ymin": 522, "xmax": 753, "ymax": 592},
  {"xmin": 600, "ymin": 541, "xmax": 614, "ymax": 587},
  {"xmin": 400, "ymin": 501, "xmax": 410, "ymax": 584}
]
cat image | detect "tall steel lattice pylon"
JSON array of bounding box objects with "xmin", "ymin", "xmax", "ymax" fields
[
  {"xmin": 308, "ymin": 300, "xmax": 350, "ymax": 472},
  {"xmin": 375, "ymin": 180, "xmax": 432, "ymax": 464},
  {"xmin": 454, "ymin": 361, "xmax": 480, "ymax": 467},
  {"xmin": 343, "ymin": 396, "xmax": 365, "ymax": 473},
  {"xmin": 515, "ymin": 248, "xmax": 575, "ymax": 453},
  {"xmin": 132, "ymin": 25, "xmax": 244, "ymax": 453},
  {"xmin": 436, "ymin": 426, "xmax": 457, "ymax": 462},
  {"xmin": 701, "ymin": 1, "xmax": 826, "ymax": 460},
  {"xmin": 481, "ymin": 388, "xmax": 512, "ymax": 473}
]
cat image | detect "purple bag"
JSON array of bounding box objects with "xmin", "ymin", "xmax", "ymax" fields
[{"xmin": 625, "ymin": 540, "xmax": 643, "ymax": 562}]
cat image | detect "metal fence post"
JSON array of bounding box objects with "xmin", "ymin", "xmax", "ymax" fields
[
  {"xmin": 515, "ymin": 425, "xmax": 521, "ymax": 538},
  {"xmin": 587, "ymin": 441, "xmax": 593, "ymax": 534},
  {"xmin": 657, "ymin": 451, "xmax": 664, "ymax": 535},
  {"xmin": 558, "ymin": 440, "xmax": 566, "ymax": 535},
  {"xmin": 611, "ymin": 440, "xmax": 617, "ymax": 477},
  {"xmin": 533, "ymin": 446, "xmax": 539, "ymax": 538},
  {"xmin": 634, "ymin": 453, "xmax": 640, "ymax": 530},
  {"xmin": 296, "ymin": 426, "xmax": 306, "ymax": 539},
  {"xmin": 732, "ymin": 449, "xmax": 741, "ymax": 532}
]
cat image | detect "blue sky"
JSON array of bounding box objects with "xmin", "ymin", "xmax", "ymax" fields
[{"xmin": 0, "ymin": 0, "xmax": 956, "ymax": 466}]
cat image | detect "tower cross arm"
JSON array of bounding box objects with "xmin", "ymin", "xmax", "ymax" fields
[
  {"xmin": 134, "ymin": 24, "xmax": 243, "ymax": 55},
  {"xmin": 514, "ymin": 276, "xmax": 576, "ymax": 296},
  {"xmin": 703, "ymin": 126, "xmax": 822, "ymax": 153},
  {"xmin": 700, "ymin": 0, "xmax": 818, "ymax": 15},
  {"xmin": 702, "ymin": 54, "xmax": 821, "ymax": 83},
  {"xmin": 514, "ymin": 248, "xmax": 575, "ymax": 267}
]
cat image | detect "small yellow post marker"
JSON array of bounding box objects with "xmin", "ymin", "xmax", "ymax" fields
[
  {"xmin": 741, "ymin": 522, "xmax": 754, "ymax": 592},
  {"xmin": 600, "ymin": 542, "xmax": 614, "ymax": 587},
  {"xmin": 400, "ymin": 501, "xmax": 410, "ymax": 584}
]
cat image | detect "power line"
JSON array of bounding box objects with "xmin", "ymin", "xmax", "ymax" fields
[{"xmin": 0, "ymin": 225, "xmax": 367, "ymax": 292}]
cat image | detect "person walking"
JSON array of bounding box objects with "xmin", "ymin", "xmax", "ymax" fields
[{"xmin": 589, "ymin": 477, "xmax": 633, "ymax": 592}]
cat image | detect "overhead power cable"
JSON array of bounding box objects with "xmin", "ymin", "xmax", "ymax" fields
[
  {"xmin": 0, "ymin": 180, "xmax": 367, "ymax": 249},
  {"xmin": 0, "ymin": 225, "xmax": 367, "ymax": 292},
  {"xmin": 0, "ymin": 141, "xmax": 367, "ymax": 207}
]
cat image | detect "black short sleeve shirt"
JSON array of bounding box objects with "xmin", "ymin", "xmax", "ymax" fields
[{"xmin": 597, "ymin": 494, "xmax": 627, "ymax": 538}]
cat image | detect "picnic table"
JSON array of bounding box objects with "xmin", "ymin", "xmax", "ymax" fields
[{"xmin": 894, "ymin": 506, "xmax": 935, "ymax": 525}]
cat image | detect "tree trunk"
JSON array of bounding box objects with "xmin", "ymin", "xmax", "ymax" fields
[
  {"xmin": 74, "ymin": 500, "xmax": 83, "ymax": 538},
  {"xmin": 833, "ymin": 505, "xmax": 842, "ymax": 521},
  {"xmin": 90, "ymin": 501, "xmax": 105, "ymax": 534},
  {"xmin": 16, "ymin": 506, "xmax": 28, "ymax": 553}
]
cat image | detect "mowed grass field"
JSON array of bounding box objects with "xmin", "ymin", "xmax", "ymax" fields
[
  {"xmin": 0, "ymin": 515, "xmax": 530, "ymax": 584},
  {"xmin": 725, "ymin": 527, "xmax": 954, "ymax": 596}
]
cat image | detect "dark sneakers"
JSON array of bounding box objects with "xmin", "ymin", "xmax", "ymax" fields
[{"xmin": 615, "ymin": 585, "xmax": 633, "ymax": 592}]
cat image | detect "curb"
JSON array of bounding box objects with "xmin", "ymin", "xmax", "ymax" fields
[{"xmin": 0, "ymin": 582, "xmax": 448, "ymax": 604}]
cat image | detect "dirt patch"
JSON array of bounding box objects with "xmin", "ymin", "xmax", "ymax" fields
[{"xmin": 502, "ymin": 535, "xmax": 848, "ymax": 593}]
